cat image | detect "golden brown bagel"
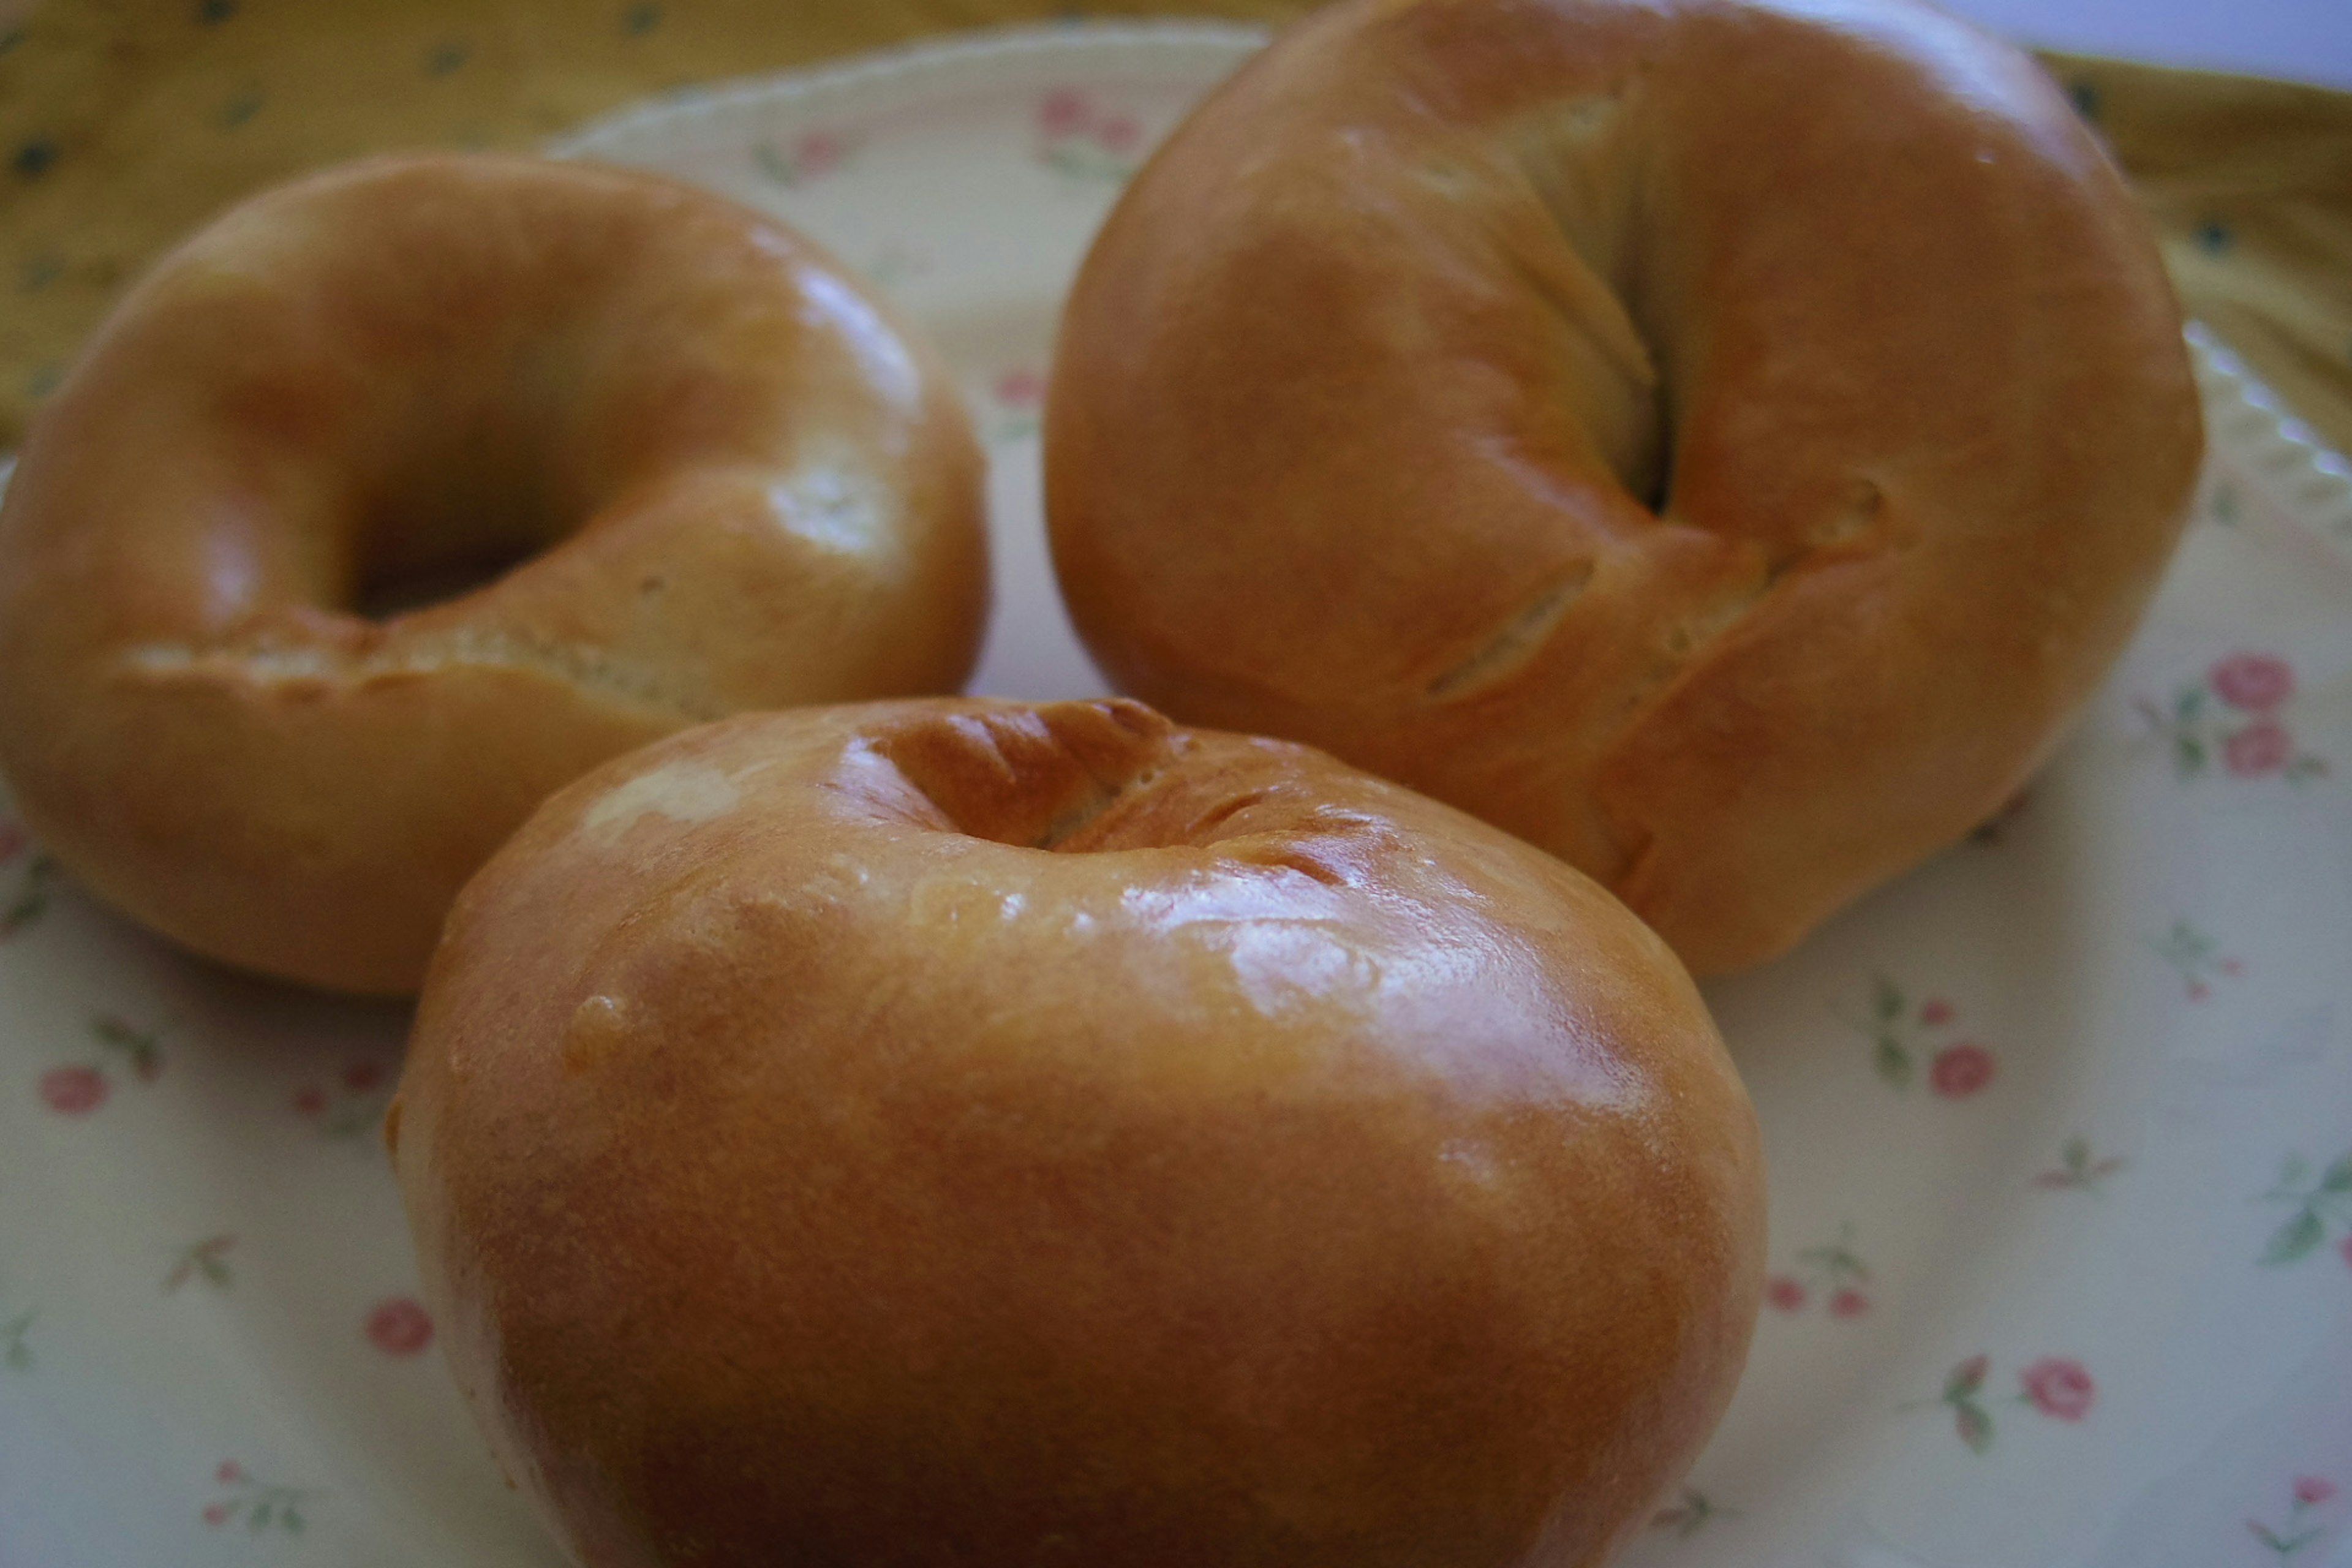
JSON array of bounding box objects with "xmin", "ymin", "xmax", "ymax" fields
[
  {"xmin": 1047, "ymin": 0, "xmax": 2202, "ymax": 971},
  {"xmin": 0, "ymin": 153, "xmax": 987, "ymax": 994},
  {"xmin": 392, "ymin": 695, "xmax": 1765, "ymax": 1568}
]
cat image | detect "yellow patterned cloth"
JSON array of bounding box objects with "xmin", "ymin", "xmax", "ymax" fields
[{"xmin": 2, "ymin": 0, "xmax": 2348, "ymax": 456}]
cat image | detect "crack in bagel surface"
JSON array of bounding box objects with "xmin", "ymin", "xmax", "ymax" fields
[{"xmin": 117, "ymin": 627, "xmax": 720, "ymax": 722}]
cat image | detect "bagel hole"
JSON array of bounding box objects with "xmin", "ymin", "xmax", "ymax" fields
[
  {"xmin": 872, "ymin": 700, "xmax": 1180, "ymax": 851},
  {"xmin": 347, "ymin": 382, "xmax": 592, "ymax": 619},
  {"xmin": 1506, "ymin": 87, "xmax": 1681, "ymax": 516},
  {"xmin": 353, "ymin": 539, "xmax": 546, "ymax": 619}
]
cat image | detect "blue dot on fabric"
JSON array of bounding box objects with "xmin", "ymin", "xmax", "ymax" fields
[
  {"xmin": 198, "ymin": 0, "xmax": 238, "ymax": 22},
  {"xmin": 425, "ymin": 41, "xmax": 469, "ymax": 76},
  {"xmin": 2068, "ymin": 81, "xmax": 2100, "ymax": 121},
  {"xmin": 2198, "ymin": 221, "xmax": 2233, "ymax": 255},
  {"xmin": 623, "ymin": 3, "xmax": 662, "ymax": 34},
  {"xmin": 13, "ymin": 141, "xmax": 57, "ymax": 178}
]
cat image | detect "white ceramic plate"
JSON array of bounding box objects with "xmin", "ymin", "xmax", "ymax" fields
[{"xmin": 4, "ymin": 23, "xmax": 2350, "ymax": 1568}]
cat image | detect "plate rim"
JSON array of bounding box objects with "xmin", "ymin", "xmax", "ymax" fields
[{"xmin": 545, "ymin": 18, "xmax": 1276, "ymax": 162}]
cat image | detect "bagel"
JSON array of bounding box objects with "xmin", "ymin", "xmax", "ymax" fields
[
  {"xmin": 1046, "ymin": 0, "xmax": 2201, "ymax": 971},
  {"xmin": 391, "ymin": 695, "xmax": 1766, "ymax": 1568},
  {"xmin": 0, "ymin": 153, "xmax": 987, "ymax": 994}
]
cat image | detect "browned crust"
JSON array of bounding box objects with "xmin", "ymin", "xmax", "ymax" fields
[
  {"xmin": 393, "ymin": 696, "xmax": 1765, "ymax": 1568},
  {"xmin": 0, "ymin": 153, "xmax": 989, "ymax": 993},
  {"xmin": 1046, "ymin": 0, "xmax": 2201, "ymax": 970}
]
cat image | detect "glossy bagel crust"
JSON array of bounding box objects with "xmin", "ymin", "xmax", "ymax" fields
[
  {"xmin": 391, "ymin": 696, "xmax": 1765, "ymax": 1568},
  {"xmin": 1046, "ymin": 0, "xmax": 2202, "ymax": 971},
  {"xmin": 0, "ymin": 153, "xmax": 987, "ymax": 994}
]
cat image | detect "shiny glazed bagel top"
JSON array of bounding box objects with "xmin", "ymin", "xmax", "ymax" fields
[{"xmin": 394, "ymin": 698, "xmax": 1763, "ymax": 1568}]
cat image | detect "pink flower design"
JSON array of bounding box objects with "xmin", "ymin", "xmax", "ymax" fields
[
  {"xmin": 2211, "ymin": 652, "xmax": 2294, "ymax": 712},
  {"xmin": 1040, "ymin": 87, "xmax": 1090, "ymax": 138},
  {"xmin": 366, "ymin": 1297, "xmax": 434, "ymax": 1356},
  {"xmin": 752, "ymin": 129, "xmax": 859, "ymax": 188},
  {"xmin": 1929, "ymin": 1042, "xmax": 1996, "ymax": 1099},
  {"xmin": 2188, "ymin": 979, "xmax": 2211, "ymax": 1001},
  {"xmin": 1096, "ymin": 113, "xmax": 1142, "ymax": 154},
  {"xmin": 2226, "ymin": 720, "xmax": 2295, "ymax": 777},
  {"xmin": 794, "ymin": 130, "xmax": 846, "ymax": 177},
  {"xmin": 1036, "ymin": 89, "xmax": 1144, "ymax": 183},
  {"xmin": 2140, "ymin": 660, "xmax": 2330, "ymax": 784},
  {"xmin": 1772, "ymin": 1224, "xmax": 1871, "ymax": 1318},
  {"xmin": 2019, "ymin": 1357, "xmax": 2094, "ymax": 1421},
  {"xmin": 204, "ymin": 1462, "xmax": 315, "ymax": 1533},
  {"xmin": 295, "ymin": 1068, "xmax": 390, "ymax": 1137},
  {"xmin": 1850, "ymin": 976, "xmax": 1996, "ymax": 1093},
  {"xmin": 39, "ymin": 1065, "xmax": 107, "ymax": 1115},
  {"xmin": 993, "ymin": 368, "xmax": 1046, "ymax": 409},
  {"xmin": 2340, "ymin": 1235, "xmax": 2352, "ymax": 1268},
  {"xmin": 2294, "ymin": 1477, "xmax": 2337, "ymax": 1507}
]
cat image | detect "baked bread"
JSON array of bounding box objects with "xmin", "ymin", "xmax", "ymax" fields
[
  {"xmin": 1046, "ymin": 0, "xmax": 2202, "ymax": 970},
  {"xmin": 0, "ymin": 153, "xmax": 987, "ymax": 993},
  {"xmin": 391, "ymin": 695, "xmax": 1766, "ymax": 1568}
]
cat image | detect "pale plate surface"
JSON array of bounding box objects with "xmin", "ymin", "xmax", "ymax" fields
[{"xmin": 3, "ymin": 23, "xmax": 2350, "ymax": 1568}]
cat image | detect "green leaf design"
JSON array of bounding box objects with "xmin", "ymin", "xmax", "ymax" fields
[
  {"xmin": 1042, "ymin": 141, "xmax": 1136, "ymax": 184},
  {"xmin": 1871, "ymin": 975, "xmax": 1904, "ymax": 1022},
  {"xmin": 1874, "ymin": 1036, "xmax": 1911, "ymax": 1089},
  {"xmin": 2261, "ymin": 1207, "xmax": 2325, "ymax": 1266},
  {"xmin": 2320, "ymin": 1150, "xmax": 2352, "ymax": 1194},
  {"xmin": 284, "ymin": 1507, "xmax": 305, "ymax": 1535},
  {"xmin": 1954, "ymin": 1400, "xmax": 1994, "ymax": 1454},
  {"xmin": 91, "ymin": 1016, "xmax": 142, "ymax": 1049},
  {"xmin": 0, "ymin": 858, "xmax": 51, "ymax": 935},
  {"xmin": 1798, "ymin": 1245, "xmax": 1868, "ymax": 1283},
  {"xmin": 752, "ymin": 143, "xmax": 808, "ymax": 186},
  {"xmin": 251, "ymin": 1501, "xmax": 272, "ymax": 1532},
  {"xmin": 1943, "ymin": 1355, "xmax": 1988, "ymax": 1400},
  {"xmin": 2176, "ymin": 735, "xmax": 2207, "ymax": 775},
  {"xmin": 2177, "ymin": 684, "xmax": 2206, "ymax": 723},
  {"xmin": 2062, "ymin": 1136, "xmax": 2090, "ymax": 1175}
]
